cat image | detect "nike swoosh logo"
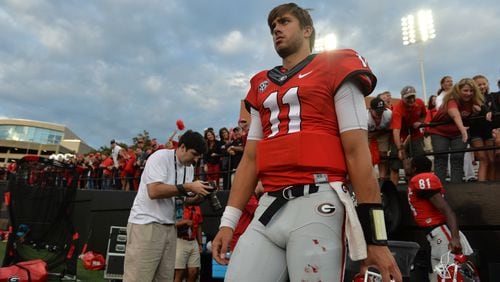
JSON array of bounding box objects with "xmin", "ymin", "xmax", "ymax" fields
[{"xmin": 298, "ymin": 71, "xmax": 313, "ymax": 79}]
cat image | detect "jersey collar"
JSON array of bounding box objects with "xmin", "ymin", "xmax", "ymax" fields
[{"xmin": 267, "ymin": 54, "xmax": 317, "ymax": 86}]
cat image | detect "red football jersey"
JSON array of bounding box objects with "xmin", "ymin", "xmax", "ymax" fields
[
  {"xmin": 408, "ymin": 172, "xmax": 446, "ymax": 227},
  {"xmin": 245, "ymin": 49, "xmax": 376, "ymax": 191}
]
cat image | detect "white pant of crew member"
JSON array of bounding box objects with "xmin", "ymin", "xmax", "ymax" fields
[{"xmin": 225, "ymin": 182, "xmax": 346, "ymax": 282}]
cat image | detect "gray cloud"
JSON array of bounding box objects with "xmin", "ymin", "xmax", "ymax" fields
[{"xmin": 0, "ymin": 0, "xmax": 498, "ymax": 148}]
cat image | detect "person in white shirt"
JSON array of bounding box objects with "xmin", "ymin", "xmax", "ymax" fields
[
  {"xmin": 435, "ymin": 76, "xmax": 453, "ymax": 109},
  {"xmin": 368, "ymin": 97, "xmax": 393, "ymax": 180},
  {"xmin": 110, "ymin": 139, "xmax": 123, "ymax": 188},
  {"xmin": 124, "ymin": 130, "xmax": 212, "ymax": 282}
]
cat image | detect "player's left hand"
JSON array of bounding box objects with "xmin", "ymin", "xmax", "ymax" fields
[{"xmin": 360, "ymin": 245, "xmax": 402, "ymax": 282}]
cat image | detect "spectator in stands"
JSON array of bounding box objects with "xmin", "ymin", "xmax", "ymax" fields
[
  {"xmin": 389, "ymin": 86, "xmax": 427, "ymax": 185},
  {"xmin": 89, "ymin": 153, "xmax": 101, "ymax": 189},
  {"xmin": 427, "ymin": 95, "xmax": 438, "ymax": 119},
  {"xmin": 238, "ymin": 118, "xmax": 249, "ymax": 144},
  {"xmin": 435, "ymin": 75, "xmax": 453, "ymax": 108},
  {"xmin": 407, "ymin": 156, "xmax": 473, "ymax": 282},
  {"xmin": 121, "ymin": 147, "xmax": 137, "ymax": 191},
  {"xmin": 470, "ymin": 75, "xmax": 495, "ymax": 181},
  {"xmin": 75, "ymin": 153, "xmax": 88, "ymax": 189},
  {"xmin": 110, "ymin": 139, "xmax": 122, "ymax": 189},
  {"xmin": 174, "ymin": 204, "xmax": 204, "ymax": 282},
  {"xmin": 218, "ymin": 127, "xmax": 232, "ymax": 190},
  {"xmin": 124, "ymin": 130, "xmax": 210, "ymax": 282},
  {"xmin": 133, "ymin": 139, "xmax": 148, "ymax": 190},
  {"xmin": 427, "ymin": 78, "xmax": 484, "ymax": 183},
  {"xmin": 367, "ymin": 97, "xmax": 392, "ymax": 180},
  {"xmin": 424, "ymin": 95, "xmax": 438, "ymax": 153},
  {"xmin": 377, "ymin": 91, "xmax": 393, "ymax": 110},
  {"xmin": 99, "ymin": 153, "xmax": 114, "ymax": 190},
  {"xmin": 227, "ymin": 127, "xmax": 244, "ymax": 188},
  {"xmin": 151, "ymin": 137, "xmax": 165, "ymax": 152},
  {"xmin": 203, "ymin": 129, "xmax": 222, "ymax": 188}
]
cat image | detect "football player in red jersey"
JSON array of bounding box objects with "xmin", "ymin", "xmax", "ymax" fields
[
  {"xmin": 407, "ymin": 156, "xmax": 473, "ymax": 282},
  {"xmin": 211, "ymin": 3, "xmax": 401, "ymax": 282}
]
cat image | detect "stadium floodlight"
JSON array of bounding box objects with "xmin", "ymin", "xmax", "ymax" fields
[
  {"xmin": 314, "ymin": 33, "xmax": 337, "ymax": 53},
  {"xmin": 401, "ymin": 9, "xmax": 436, "ymax": 103}
]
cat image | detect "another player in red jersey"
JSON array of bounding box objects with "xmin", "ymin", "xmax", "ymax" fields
[
  {"xmin": 407, "ymin": 156, "xmax": 473, "ymax": 282},
  {"xmin": 211, "ymin": 3, "xmax": 401, "ymax": 282}
]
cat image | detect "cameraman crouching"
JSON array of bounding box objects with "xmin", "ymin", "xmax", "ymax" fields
[{"xmin": 124, "ymin": 130, "xmax": 212, "ymax": 282}]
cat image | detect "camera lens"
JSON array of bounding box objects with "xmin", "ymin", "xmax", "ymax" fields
[{"xmin": 209, "ymin": 191, "xmax": 223, "ymax": 212}]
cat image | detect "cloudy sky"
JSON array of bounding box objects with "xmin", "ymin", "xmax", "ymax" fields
[{"xmin": 1, "ymin": 0, "xmax": 499, "ymax": 149}]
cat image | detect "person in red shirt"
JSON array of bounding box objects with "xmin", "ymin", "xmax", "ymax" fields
[
  {"xmin": 203, "ymin": 130, "xmax": 222, "ymax": 188},
  {"xmin": 426, "ymin": 95, "xmax": 438, "ymax": 121},
  {"xmin": 99, "ymin": 153, "xmax": 114, "ymax": 190},
  {"xmin": 389, "ymin": 86, "xmax": 427, "ymax": 185},
  {"xmin": 407, "ymin": 156, "xmax": 473, "ymax": 282},
  {"xmin": 427, "ymin": 78, "xmax": 483, "ymax": 183},
  {"xmin": 211, "ymin": 3, "xmax": 400, "ymax": 282},
  {"xmin": 174, "ymin": 205, "xmax": 203, "ymax": 282}
]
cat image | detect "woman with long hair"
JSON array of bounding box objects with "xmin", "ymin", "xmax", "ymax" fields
[
  {"xmin": 427, "ymin": 78, "xmax": 484, "ymax": 183},
  {"xmin": 470, "ymin": 75, "xmax": 495, "ymax": 181},
  {"xmin": 423, "ymin": 95, "xmax": 438, "ymax": 153},
  {"xmin": 218, "ymin": 127, "xmax": 231, "ymax": 190},
  {"xmin": 203, "ymin": 129, "xmax": 222, "ymax": 189},
  {"xmin": 427, "ymin": 95, "xmax": 438, "ymax": 118},
  {"xmin": 435, "ymin": 75, "xmax": 453, "ymax": 108}
]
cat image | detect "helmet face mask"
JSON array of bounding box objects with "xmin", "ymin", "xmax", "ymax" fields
[
  {"xmin": 434, "ymin": 251, "xmax": 480, "ymax": 282},
  {"xmin": 352, "ymin": 271, "xmax": 383, "ymax": 282}
]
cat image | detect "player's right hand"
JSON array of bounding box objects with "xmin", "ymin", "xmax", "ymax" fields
[
  {"xmin": 449, "ymin": 236, "xmax": 462, "ymax": 254},
  {"xmin": 361, "ymin": 245, "xmax": 402, "ymax": 282},
  {"xmin": 212, "ymin": 226, "xmax": 233, "ymax": 265}
]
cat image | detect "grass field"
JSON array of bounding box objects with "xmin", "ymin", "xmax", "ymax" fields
[{"xmin": 0, "ymin": 241, "xmax": 107, "ymax": 281}]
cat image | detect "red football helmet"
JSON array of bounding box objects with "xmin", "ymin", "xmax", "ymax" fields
[
  {"xmin": 434, "ymin": 251, "xmax": 480, "ymax": 282},
  {"xmin": 352, "ymin": 271, "xmax": 383, "ymax": 282}
]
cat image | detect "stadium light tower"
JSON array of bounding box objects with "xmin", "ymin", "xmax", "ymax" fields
[
  {"xmin": 314, "ymin": 33, "xmax": 337, "ymax": 53},
  {"xmin": 401, "ymin": 10, "xmax": 436, "ymax": 103}
]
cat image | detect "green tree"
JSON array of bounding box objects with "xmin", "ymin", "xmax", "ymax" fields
[{"xmin": 132, "ymin": 130, "xmax": 151, "ymax": 148}]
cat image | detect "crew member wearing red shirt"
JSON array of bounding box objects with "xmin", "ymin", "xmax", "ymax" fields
[
  {"xmin": 211, "ymin": 3, "xmax": 400, "ymax": 282},
  {"xmin": 407, "ymin": 156, "xmax": 472, "ymax": 282},
  {"xmin": 174, "ymin": 205, "xmax": 203, "ymax": 282}
]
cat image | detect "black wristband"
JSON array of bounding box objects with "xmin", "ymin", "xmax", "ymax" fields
[
  {"xmin": 176, "ymin": 184, "xmax": 188, "ymax": 196},
  {"xmin": 356, "ymin": 203, "xmax": 388, "ymax": 246}
]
